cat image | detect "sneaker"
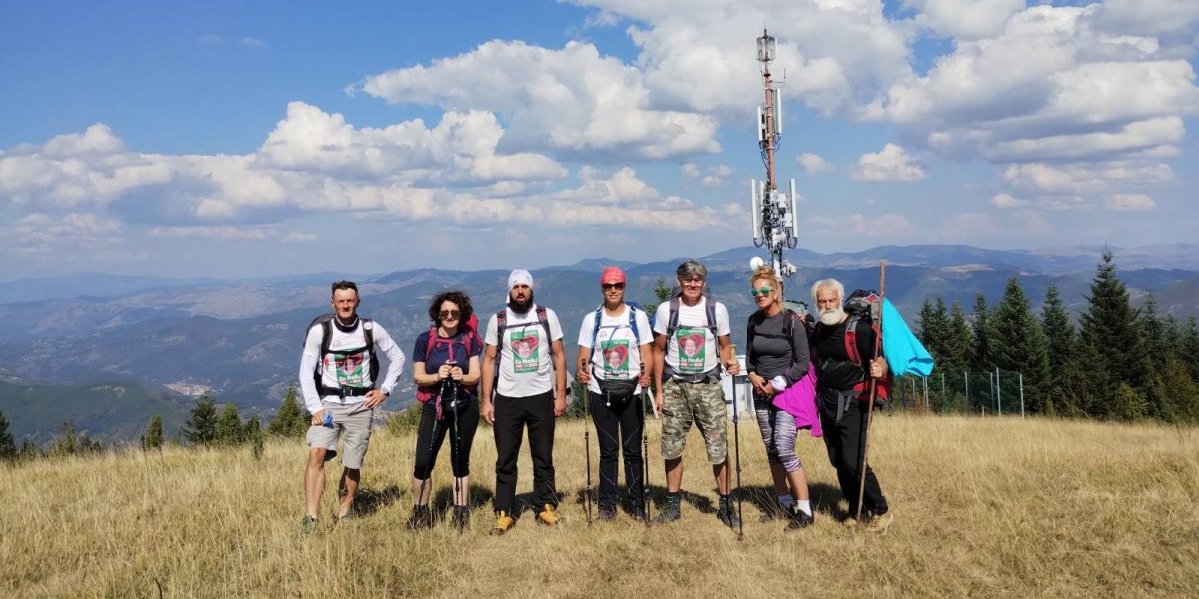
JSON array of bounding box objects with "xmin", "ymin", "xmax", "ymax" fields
[
  {"xmin": 716, "ymin": 495, "xmax": 741, "ymax": 529},
  {"xmin": 536, "ymin": 504, "xmax": 561, "ymax": 526},
  {"xmin": 597, "ymin": 504, "xmax": 617, "ymax": 521},
  {"xmin": 301, "ymin": 515, "xmax": 318, "ymax": 534},
  {"xmin": 405, "ymin": 505, "xmax": 432, "ymax": 531},
  {"xmin": 785, "ymin": 506, "xmax": 814, "ymax": 531},
  {"xmin": 336, "ymin": 510, "xmax": 357, "ymax": 523},
  {"xmin": 653, "ymin": 492, "xmax": 681, "ymax": 524},
  {"xmin": 452, "ymin": 505, "xmax": 470, "ymax": 531},
  {"xmin": 864, "ymin": 511, "xmax": 894, "ymax": 534},
  {"xmin": 491, "ymin": 511, "xmax": 515, "ymax": 535}
]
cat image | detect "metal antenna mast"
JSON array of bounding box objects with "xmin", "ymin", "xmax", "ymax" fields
[{"xmin": 750, "ymin": 29, "xmax": 799, "ymax": 278}]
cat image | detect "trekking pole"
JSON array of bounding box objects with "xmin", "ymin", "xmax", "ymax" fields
[
  {"xmin": 446, "ymin": 370, "xmax": 464, "ymax": 533},
  {"xmin": 581, "ymin": 359, "xmax": 593, "ymax": 526},
  {"xmin": 856, "ymin": 260, "xmax": 886, "ymax": 523},
  {"xmin": 728, "ymin": 344, "xmax": 744, "ymax": 541},
  {"xmin": 640, "ymin": 363, "xmax": 651, "ymax": 527}
]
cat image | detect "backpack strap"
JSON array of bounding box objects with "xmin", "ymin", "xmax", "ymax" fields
[{"xmin": 313, "ymin": 315, "xmax": 378, "ymax": 396}]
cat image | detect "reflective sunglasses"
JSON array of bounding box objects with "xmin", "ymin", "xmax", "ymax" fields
[
  {"xmin": 439, "ymin": 309, "xmax": 461, "ymax": 320},
  {"xmin": 750, "ymin": 286, "xmax": 774, "ymax": 298},
  {"xmin": 602, "ymin": 282, "xmax": 625, "ymax": 291}
]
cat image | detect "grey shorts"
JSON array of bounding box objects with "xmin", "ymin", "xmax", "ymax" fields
[{"xmin": 306, "ymin": 400, "xmax": 374, "ymax": 469}]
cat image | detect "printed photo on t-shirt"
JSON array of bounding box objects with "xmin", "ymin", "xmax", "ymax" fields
[
  {"xmin": 601, "ymin": 339, "xmax": 630, "ymax": 379},
  {"xmin": 331, "ymin": 348, "xmax": 369, "ymax": 387},
  {"xmin": 510, "ymin": 330, "xmax": 540, "ymax": 374},
  {"xmin": 676, "ymin": 327, "xmax": 706, "ymax": 373}
]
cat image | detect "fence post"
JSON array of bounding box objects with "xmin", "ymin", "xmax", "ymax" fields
[
  {"xmin": 996, "ymin": 366, "xmax": 1002, "ymax": 416},
  {"xmin": 923, "ymin": 376, "xmax": 929, "ymax": 409},
  {"xmin": 940, "ymin": 372, "xmax": 946, "ymax": 412},
  {"xmin": 964, "ymin": 371, "xmax": 969, "ymax": 413},
  {"xmin": 1018, "ymin": 373, "xmax": 1025, "ymax": 417}
]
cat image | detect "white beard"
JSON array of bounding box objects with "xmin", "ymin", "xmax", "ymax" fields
[{"xmin": 819, "ymin": 307, "xmax": 846, "ymax": 326}]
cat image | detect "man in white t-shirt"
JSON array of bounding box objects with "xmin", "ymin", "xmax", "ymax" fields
[
  {"xmin": 298, "ymin": 280, "xmax": 405, "ymax": 532},
  {"xmin": 652, "ymin": 260, "xmax": 741, "ymax": 528},
  {"xmin": 480, "ymin": 269, "xmax": 568, "ymax": 534}
]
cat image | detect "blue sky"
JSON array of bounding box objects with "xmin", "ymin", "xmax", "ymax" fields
[{"xmin": 2, "ymin": 0, "xmax": 1197, "ymax": 279}]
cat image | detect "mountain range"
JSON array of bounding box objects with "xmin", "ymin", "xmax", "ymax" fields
[{"xmin": 2, "ymin": 243, "xmax": 1196, "ymax": 443}]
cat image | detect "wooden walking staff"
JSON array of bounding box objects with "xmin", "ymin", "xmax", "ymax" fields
[
  {"xmin": 856, "ymin": 260, "xmax": 886, "ymax": 522},
  {"xmin": 726, "ymin": 343, "xmax": 744, "ymax": 540}
]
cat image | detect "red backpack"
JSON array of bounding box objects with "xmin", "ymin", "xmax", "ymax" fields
[
  {"xmin": 842, "ymin": 290, "xmax": 892, "ymax": 402},
  {"xmin": 415, "ymin": 316, "xmax": 482, "ymax": 405}
]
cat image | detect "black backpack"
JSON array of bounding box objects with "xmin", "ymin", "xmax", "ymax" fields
[{"xmin": 304, "ymin": 314, "xmax": 379, "ymax": 396}]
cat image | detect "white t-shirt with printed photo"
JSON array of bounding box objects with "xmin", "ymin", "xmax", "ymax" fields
[
  {"xmin": 577, "ymin": 304, "xmax": 654, "ymax": 395},
  {"xmin": 653, "ymin": 297, "xmax": 731, "ymax": 376},
  {"xmin": 485, "ymin": 304, "xmax": 565, "ymax": 397}
]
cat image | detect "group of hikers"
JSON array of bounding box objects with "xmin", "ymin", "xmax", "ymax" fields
[{"xmin": 297, "ymin": 259, "xmax": 893, "ymax": 536}]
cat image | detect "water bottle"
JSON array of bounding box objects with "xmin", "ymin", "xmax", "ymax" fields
[{"xmin": 323, "ymin": 411, "xmax": 334, "ymax": 427}]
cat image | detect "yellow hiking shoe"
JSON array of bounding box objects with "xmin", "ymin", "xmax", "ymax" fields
[
  {"xmin": 491, "ymin": 511, "xmax": 515, "ymax": 536},
  {"xmin": 536, "ymin": 504, "xmax": 561, "ymax": 527},
  {"xmin": 864, "ymin": 511, "xmax": 894, "ymax": 534}
]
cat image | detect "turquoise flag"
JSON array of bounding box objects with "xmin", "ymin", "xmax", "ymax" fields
[{"xmin": 881, "ymin": 298, "xmax": 935, "ymax": 377}]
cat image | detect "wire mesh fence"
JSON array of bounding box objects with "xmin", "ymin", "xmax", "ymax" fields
[{"xmin": 889, "ymin": 369, "xmax": 1026, "ymax": 416}]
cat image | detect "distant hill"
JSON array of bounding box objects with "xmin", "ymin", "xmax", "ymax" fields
[
  {"xmin": 2, "ymin": 243, "xmax": 1197, "ymax": 441},
  {"xmin": 0, "ymin": 379, "xmax": 191, "ymax": 444}
]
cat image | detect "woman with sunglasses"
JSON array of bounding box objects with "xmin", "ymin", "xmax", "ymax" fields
[
  {"xmin": 407, "ymin": 290, "xmax": 483, "ymax": 530},
  {"xmin": 744, "ymin": 265, "xmax": 815, "ymax": 530},
  {"xmin": 576, "ymin": 266, "xmax": 653, "ymax": 520}
]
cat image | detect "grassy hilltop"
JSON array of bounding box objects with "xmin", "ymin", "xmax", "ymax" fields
[{"xmin": 2, "ymin": 414, "xmax": 1197, "ymax": 598}]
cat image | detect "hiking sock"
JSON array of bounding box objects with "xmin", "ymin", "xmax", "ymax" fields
[{"xmin": 796, "ymin": 499, "xmax": 812, "ymax": 517}]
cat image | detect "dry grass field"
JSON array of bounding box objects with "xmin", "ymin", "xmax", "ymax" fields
[{"xmin": 2, "ymin": 413, "xmax": 1197, "ymax": 598}]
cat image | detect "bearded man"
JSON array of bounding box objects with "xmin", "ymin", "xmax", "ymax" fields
[{"xmin": 810, "ymin": 278, "xmax": 893, "ymax": 533}]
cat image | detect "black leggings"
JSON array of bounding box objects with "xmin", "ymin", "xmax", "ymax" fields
[
  {"xmin": 412, "ymin": 396, "xmax": 478, "ymax": 479},
  {"xmin": 589, "ymin": 390, "xmax": 645, "ymax": 507}
]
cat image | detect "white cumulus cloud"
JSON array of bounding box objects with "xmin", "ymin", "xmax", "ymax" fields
[
  {"xmin": 852, "ymin": 143, "xmax": 925, "ymax": 182},
  {"xmin": 798, "ymin": 152, "xmax": 834, "ymax": 174},
  {"xmin": 1107, "ymin": 193, "xmax": 1155, "ymax": 211}
]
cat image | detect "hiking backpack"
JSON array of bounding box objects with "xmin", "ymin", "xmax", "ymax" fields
[
  {"xmin": 304, "ymin": 314, "xmax": 379, "ymax": 396},
  {"xmin": 414, "ymin": 322, "xmax": 483, "ymax": 405},
  {"xmin": 493, "ymin": 305, "xmax": 552, "ymax": 386},
  {"xmin": 664, "ymin": 287, "xmax": 719, "ymax": 342},
  {"xmin": 587, "ymin": 303, "xmax": 645, "ymax": 404},
  {"xmin": 840, "ymin": 289, "xmax": 892, "ymax": 401}
]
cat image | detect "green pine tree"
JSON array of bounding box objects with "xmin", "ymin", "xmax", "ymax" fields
[
  {"xmin": 268, "ymin": 385, "xmax": 309, "ymax": 438},
  {"xmin": 143, "ymin": 415, "xmax": 164, "ymax": 451},
  {"xmin": 918, "ymin": 297, "xmax": 951, "ymax": 369},
  {"xmin": 1041, "ymin": 285, "xmax": 1076, "ymax": 415},
  {"xmin": 991, "ymin": 277, "xmax": 1051, "ymax": 414},
  {"xmin": 1111, "ymin": 382, "xmax": 1148, "ymax": 421},
  {"xmin": 971, "ymin": 293, "xmax": 993, "ymax": 371},
  {"xmin": 183, "ymin": 394, "xmax": 219, "ymax": 446},
  {"xmin": 1153, "ymin": 357, "xmax": 1199, "ymax": 424},
  {"xmin": 1180, "ymin": 316, "xmax": 1199, "ymax": 382},
  {"xmin": 245, "ymin": 416, "xmax": 265, "ymax": 459},
  {"xmin": 18, "ymin": 440, "xmax": 40, "ymax": 461},
  {"xmin": 944, "ymin": 301, "xmax": 973, "ymax": 375},
  {"xmin": 1078, "ymin": 250, "xmax": 1150, "ymax": 415},
  {"xmin": 0, "ymin": 410, "xmax": 16, "ymax": 461},
  {"xmin": 215, "ymin": 404, "xmax": 244, "ymax": 445}
]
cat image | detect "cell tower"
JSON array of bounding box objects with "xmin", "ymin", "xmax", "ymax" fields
[{"xmin": 750, "ymin": 29, "xmax": 800, "ymax": 278}]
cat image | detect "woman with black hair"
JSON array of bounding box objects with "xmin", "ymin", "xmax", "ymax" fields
[{"xmin": 406, "ymin": 290, "xmax": 483, "ymax": 530}]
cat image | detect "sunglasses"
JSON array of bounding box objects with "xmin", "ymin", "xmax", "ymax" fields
[
  {"xmin": 439, "ymin": 309, "xmax": 461, "ymax": 320},
  {"xmin": 602, "ymin": 282, "xmax": 625, "ymax": 291},
  {"xmin": 750, "ymin": 286, "xmax": 774, "ymax": 298}
]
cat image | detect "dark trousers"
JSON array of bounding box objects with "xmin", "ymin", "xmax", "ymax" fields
[
  {"xmin": 818, "ymin": 391, "xmax": 888, "ymax": 516},
  {"xmin": 412, "ymin": 396, "xmax": 479, "ymax": 479},
  {"xmin": 493, "ymin": 390, "xmax": 557, "ymax": 513},
  {"xmin": 589, "ymin": 390, "xmax": 645, "ymax": 509}
]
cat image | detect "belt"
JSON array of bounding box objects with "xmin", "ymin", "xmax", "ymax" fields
[{"xmin": 319, "ymin": 386, "xmax": 373, "ymax": 400}]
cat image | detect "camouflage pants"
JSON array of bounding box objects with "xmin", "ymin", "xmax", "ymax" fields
[{"xmin": 661, "ymin": 379, "xmax": 728, "ymax": 464}]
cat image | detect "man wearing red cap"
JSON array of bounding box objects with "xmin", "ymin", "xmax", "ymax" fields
[{"xmin": 577, "ymin": 266, "xmax": 653, "ymax": 520}]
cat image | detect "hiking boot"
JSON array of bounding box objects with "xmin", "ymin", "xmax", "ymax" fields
[
  {"xmin": 597, "ymin": 504, "xmax": 617, "ymax": 521},
  {"xmin": 336, "ymin": 509, "xmax": 357, "ymax": 523},
  {"xmin": 863, "ymin": 511, "xmax": 894, "ymax": 534},
  {"xmin": 405, "ymin": 505, "xmax": 433, "ymax": 531},
  {"xmin": 653, "ymin": 492, "xmax": 681, "ymax": 524},
  {"xmin": 785, "ymin": 505, "xmax": 815, "ymax": 531},
  {"xmin": 491, "ymin": 511, "xmax": 515, "ymax": 535},
  {"xmin": 841, "ymin": 516, "xmax": 859, "ymax": 529},
  {"xmin": 301, "ymin": 515, "xmax": 318, "ymax": 534},
  {"xmin": 716, "ymin": 495, "xmax": 741, "ymax": 529},
  {"xmin": 451, "ymin": 505, "xmax": 470, "ymax": 531},
  {"xmin": 536, "ymin": 504, "xmax": 561, "ymax": 526}
]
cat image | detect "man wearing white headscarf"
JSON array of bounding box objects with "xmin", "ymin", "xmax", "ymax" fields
[{"xmin": 481, "ymin": 269, "xmax": 568, "ymax": 534}]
